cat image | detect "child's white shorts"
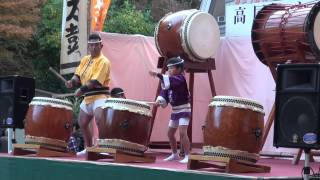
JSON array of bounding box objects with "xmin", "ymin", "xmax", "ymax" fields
[{"xmin": 168, "ymin": 117, "xmax": 190, "ymax": 128}]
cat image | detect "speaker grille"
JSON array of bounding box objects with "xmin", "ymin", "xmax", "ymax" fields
[
  {"xmin": 279, "ymin": 96, "xmax": 317, "ymax": 145},
  {"xmin": 0, "ymin": 76, "xmax": 34, "ymax": 128},
  {"xmin": 275, "ymin": 64, "xmax": 320, "ymax": 149},
  {"xmin": 0, "ymin": 94, "xmax": 14, "ymax": 127}
]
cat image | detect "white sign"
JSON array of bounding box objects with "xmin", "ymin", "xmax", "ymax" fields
[
  {"xmin": 60, "ymin": 0, "xmax": 88, "ymax": 75},
  {"xmin": 225, "ymin": 0, "xmax": 317, "ymax": 37},
  {"xmin": 226, "ymin": 4, "xmax": 255, "ymax": 37}
]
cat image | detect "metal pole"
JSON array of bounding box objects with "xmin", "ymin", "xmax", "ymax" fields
[
  {"xmin": 303, "ymin": 149, "xmax": 311, "ymax": 180},
  {"xmin": 7, "ymin": 128, "xmax": 13, "ymax": 154}
]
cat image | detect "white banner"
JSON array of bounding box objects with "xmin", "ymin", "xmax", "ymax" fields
[
  {"xmin": 225, "ymin": 0, "xmax": 317, "ymax": 37},
  {"xmin": 226, "ymin": 4, "xmax": 255, "ymax": 37},
  {"xmin": 60, "ymin": 0, "xmax": 88, "ymax": 75}
]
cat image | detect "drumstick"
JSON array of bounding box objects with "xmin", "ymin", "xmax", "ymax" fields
[
  {"xmin": 52, "ymin": 93, "xmax": 75, "ymax": 98},
  {"xmin": 144, "ymin": 101, "xmax": 157, "ymax": 105},
  {"xmin": 49, "ymin": 67, "xmax": 67, "ymax": 83}
]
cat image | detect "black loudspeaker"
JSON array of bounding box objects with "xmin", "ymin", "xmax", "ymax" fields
[
  {"xmin": 0, "ymin": 75, "xmax": 35, "ymax": 128},
  {"xmin": 274, "ymin": 64, "xmax": 320, "ymax": 149}
]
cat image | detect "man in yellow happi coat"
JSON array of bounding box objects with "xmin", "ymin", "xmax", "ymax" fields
[{"xmin": 65, "ymin": 32, "xmax": 111, "ymax": 156}]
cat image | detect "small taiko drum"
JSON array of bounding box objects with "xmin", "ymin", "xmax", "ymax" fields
[
  {"xmin": 24, "ymin": 97, "xmax": 73, "ymax": 151},
  {"xmin": 203, "ymin": 96, "xmax": 265, "ymax": 154},
  {"xmin": 155, "ymin": 9, "xmax": 220, "ymax": 62},
  {"xmin": 252, "ymin": 2, "xmax": 320, "ymax": 67},
  {"xmin": 98, "ymin": 98, "xmax": 152, "ymax": 154}
]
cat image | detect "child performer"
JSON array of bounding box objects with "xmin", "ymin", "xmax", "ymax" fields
[{"xmin": 149, "ymin": 57, "xmax": 191, "ymax": 164}]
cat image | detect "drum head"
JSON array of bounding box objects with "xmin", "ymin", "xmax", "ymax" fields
[
  {"xmin": 210, "ymin": 96, "xmax": 264, "ymax": 114},
  {"xmin": 102, "ymin": 98, "xmax": 152, "ymax": 117},
  {"xmin": 306, "ymin": 1, "xmax": 320, "ymax": 60},
  {"xmin": 183, "ymin": 11, "xmax": 220, "ymax": 60},
  {"xmin": 314, "ymin": 12, "xmax": 320, "ymax": 50},
  {"xmin": 30, "ymin": 97, "xmax": 73, "ymax": 110}
]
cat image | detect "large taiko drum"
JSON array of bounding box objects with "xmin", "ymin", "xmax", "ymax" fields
[
  {"xmin": 97, "ymin": 98, "xmax": 152, "ymax": 154},
  {"xmin": 155, "ymin": 9, "xmax": 220, "ymax": 62},
  {"xmin": 203, "ymin": 96, "xmax": 265, "ymax": 154},
  {"xmin": 252, "ymin": 2, "xmax": 320, "ymax": 66},
  {"xmin": 24, "ymin": 97, "xmax": 73, "ymax": 151}
]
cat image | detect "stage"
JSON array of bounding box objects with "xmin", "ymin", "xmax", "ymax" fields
[{"xmin": 0, "ymin": 149, "xmax": 319, "ymax": 180}]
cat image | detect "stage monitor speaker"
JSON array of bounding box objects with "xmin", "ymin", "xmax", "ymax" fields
[
  {"xmin": 0, "ymin": 75, "xmax": 35, "ymax": 129},
  {"xmin": 274, "ymin": 64, "xmax": 320, "ymax": 149}
]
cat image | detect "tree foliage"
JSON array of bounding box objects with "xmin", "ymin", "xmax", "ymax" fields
[
  {"xmin": 0, "ymin": 0, "xmax": 44, "ymax": 76},
  {"xmin": 104, "ymin": 0, "xmax": 156, "ymax": 36},
  {"xmin": 30, "ymin": 0, "xmax": 68, "ymax": 93}
]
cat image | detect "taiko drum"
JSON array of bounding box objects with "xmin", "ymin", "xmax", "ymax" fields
[
  {"xmin": 24, "ymin": 97, "xmax": 73, "ymax": 151},
  {"xmin": 155, "ymin": 9, "xmax": 220, "ymax": 62},
  {"xmin": 203, "ymin": 96, "xmax": 265, "ymax": 154},
  {"xmin": 98, "ymin": 98, "xmax": 152, "ymax": 147},
  {"xmin": 252, "ymin": 2, "xmax": 320, "ymax": 66}
]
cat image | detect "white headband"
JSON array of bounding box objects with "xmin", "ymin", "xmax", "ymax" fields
[
  {"xmin": 88, "ymin": 39, "xmax": 102, "ymax": 44},
  {"xmin": 167, "ymin": 59, "xmax": 184, "ymax": 67},
  {"xmin": 116, "ymin": 92, "xmax": 124, "ymax": 95}
]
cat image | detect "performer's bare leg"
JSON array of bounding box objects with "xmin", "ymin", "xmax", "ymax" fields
[
  {"xmin": 178, "ymin": 125, "xmax": 190, "ymax": 163},
  {"xmin": 168, "ymin": 127, "xmax": 178, "ymax": 153},
  {"xmin": 78, "ymin": 110, "xmax": 93, "ymax": 147},
  {"xmin": 179, "ymin": 136, "xmax": 185, "ymax": 157},
  {"xmin": 163, "ymin": 127, "xmax": 180, "ymax": 161},
  {"xmin": 179, "ymin": 125, "xmax": 190, "ymax": 155},
  {"xmin": 93, "ymin": 107, "xmax": 104, "ymax": 140}
]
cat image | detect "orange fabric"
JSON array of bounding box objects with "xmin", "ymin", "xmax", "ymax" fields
[{"xmin": 91, "ymin": 0, "xmax": 111, "ymax": 32}]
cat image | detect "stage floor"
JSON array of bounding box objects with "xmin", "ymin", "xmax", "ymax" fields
[{"xmin": 0, "ymin": 149, "xmax": 319, "ymax": 180}]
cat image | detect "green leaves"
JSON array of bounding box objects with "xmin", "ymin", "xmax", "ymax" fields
[
  {"xmin": 104, "ymin": 0, "xmax": 156, "ymax": 36},
  {"xmin": 31, "ymin": 0, "xmax": 66, "ymax": 93}
]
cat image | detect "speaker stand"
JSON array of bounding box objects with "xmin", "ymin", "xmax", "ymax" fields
[
  {"xmin": 303, "ymin": 149, "xmax": 311, "ymax": 180},
  {"xmin": 7, "ymin": 128, "xmax": 13, "ymax": 154}
]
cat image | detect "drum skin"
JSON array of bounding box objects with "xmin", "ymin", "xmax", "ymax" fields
[
  {"xmin": 203, "ymin": 106, "xmax": 264, "ymax": 154},
  {"xmin": 25, "ymin": 105, "xmax": 73, "ymax": 142},
  {"xmin": 98, "ymin": 108, "xmax": 152, "ymax": 147},
  {"xmin": 251, "ymin": 2, "xmax": 320, "ymax": 65}
]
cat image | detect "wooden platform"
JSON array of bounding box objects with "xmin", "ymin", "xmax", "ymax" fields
[
  {"xmin": 13, "ymin": 144, "xmax": 75, "ymax": 157},
  {"xmin": 86, "ymin": 146, "xmax": 156, "ymax": 163},
  {"xmin": 188, "ymin": 154, "xmax": 271, "ymax": 173}
]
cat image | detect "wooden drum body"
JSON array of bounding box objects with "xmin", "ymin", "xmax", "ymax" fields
[
  {"xmin": 203, "ymin": 96, "xmax": 265, "ymax": 154},
  {"xmin": 252, "ymin": 2, "xmax": 320, "ymax": 67},
  {"xmin": 155, "ymin": 9, "xmax": 220, "ymax": 62},
  {"xmin": 25, "ymin": 97, "xmax": 73, "ymax": 151},
  {"xmin": 98, "ymin": 98, "xmax": 152, "ymax": 148}
]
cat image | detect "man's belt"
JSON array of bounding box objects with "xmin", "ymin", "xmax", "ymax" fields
[{"xmin": 84, "ymin": 87, "xmax": 109, "ymax": 97}]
